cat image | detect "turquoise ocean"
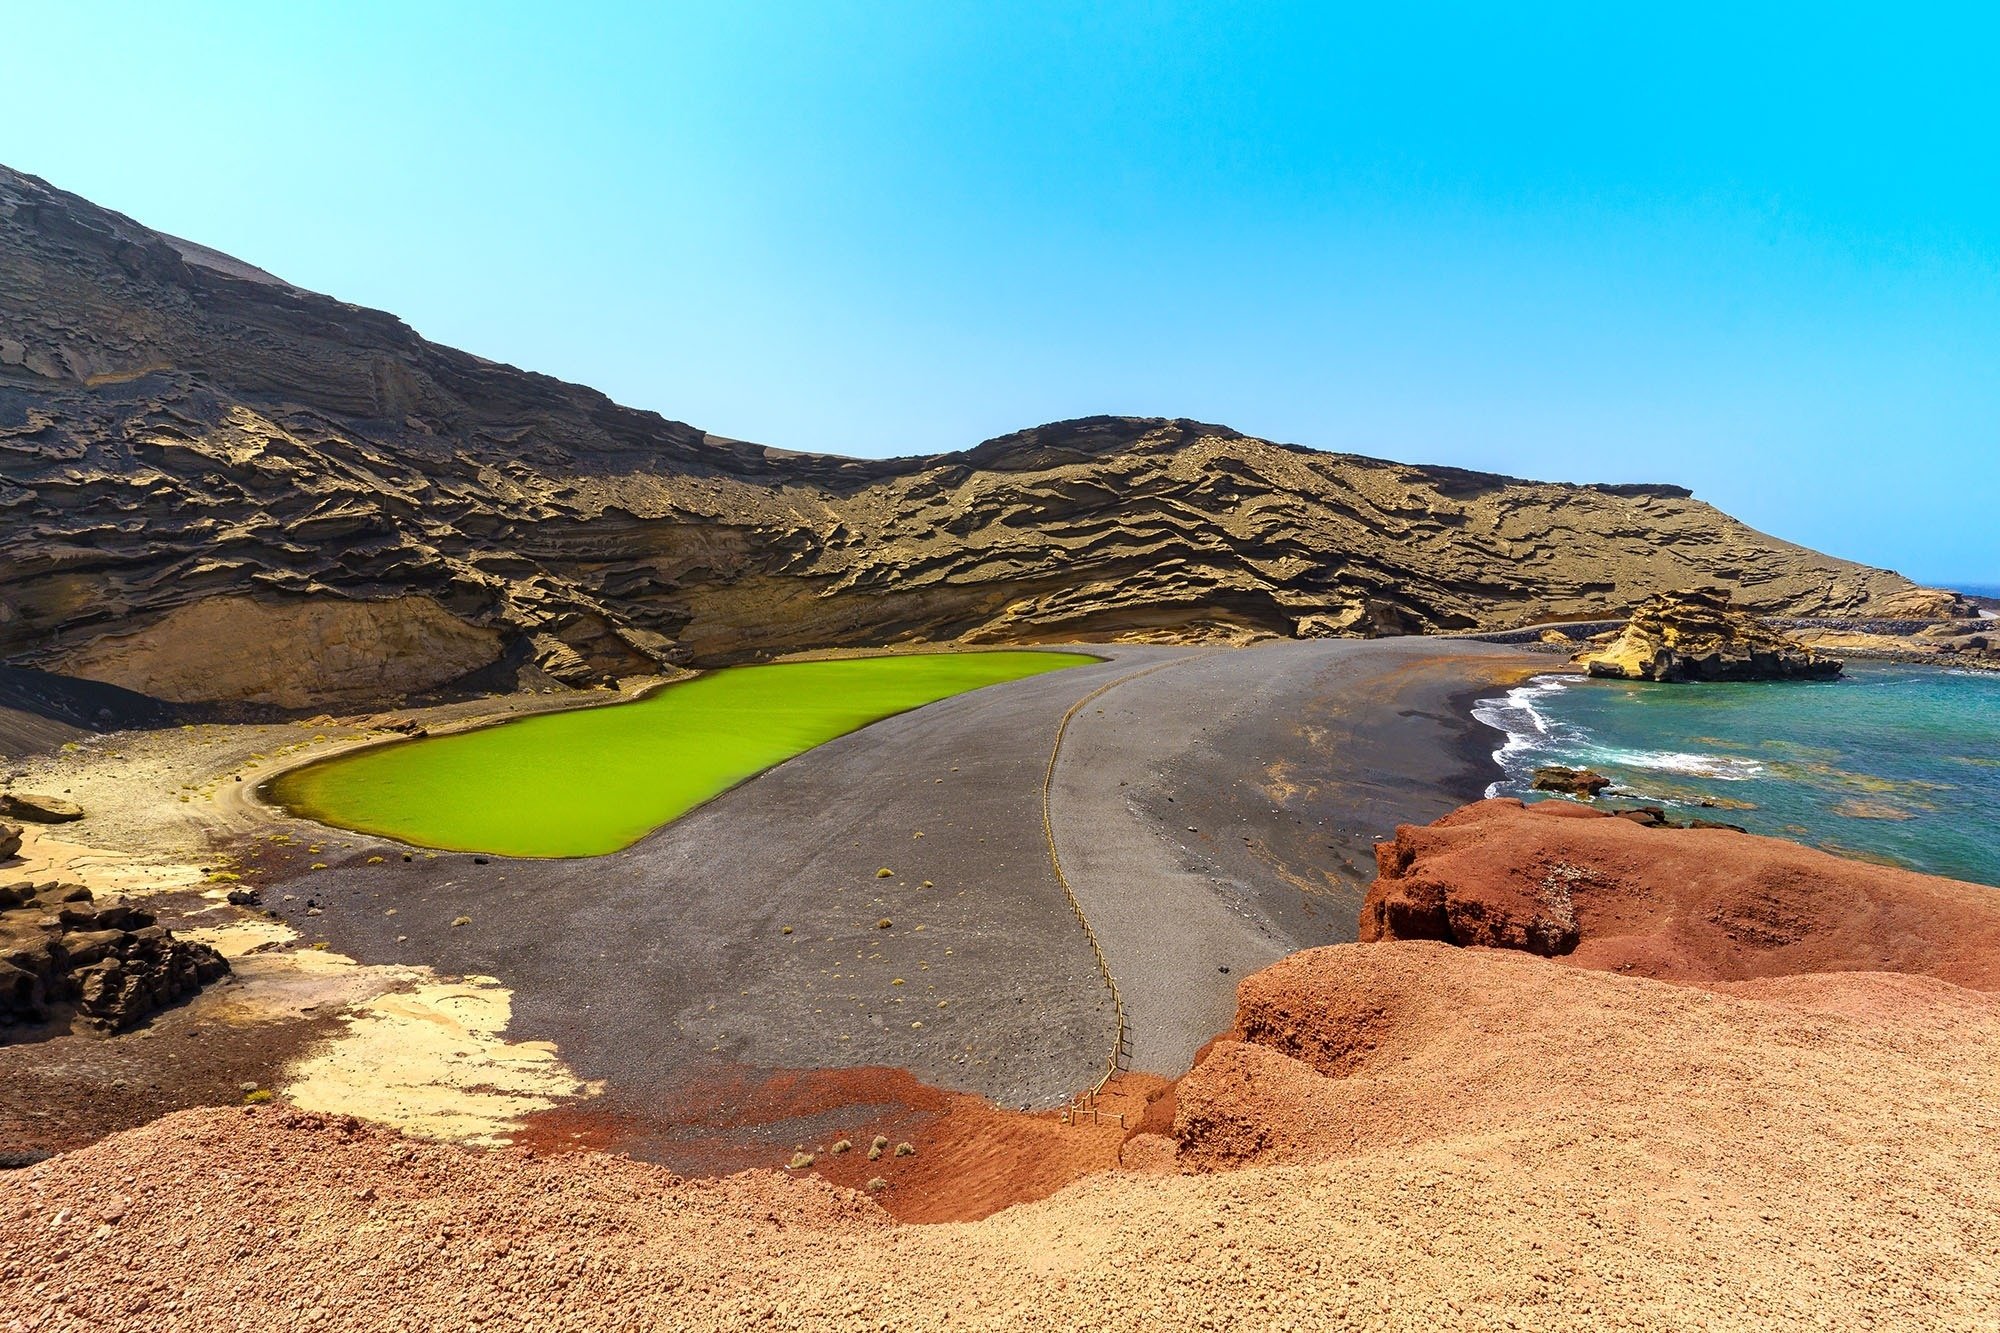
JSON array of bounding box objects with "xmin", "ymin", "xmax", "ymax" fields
[{"xmin": 1474, "ymin": 662, "xmax": 2000, "ymax": 888}]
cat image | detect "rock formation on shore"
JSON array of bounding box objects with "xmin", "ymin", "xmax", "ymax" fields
[
  {"xmin": 0, "ymin": 165, "xmax": 1964, "ymax": 707},
  {"xmin": 1529, "ymin": 764, "xmax": 1611, "ymax": 797},
  {"xmin": 0, "ymin": 881, "xmax": 229, "ymax": 1032},
  {"xmin": 1357, "ymin": 797, "xmax": 2000, "ymax": 984},
  {"xmin": 1576, "ymin": 588, "xmax": 1844, "ymax": 682}
]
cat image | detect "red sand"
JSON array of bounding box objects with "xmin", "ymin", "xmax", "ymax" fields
[{"xmin": 512, "ymin": 1063, "xmax": 1170, "ymax": 1223}]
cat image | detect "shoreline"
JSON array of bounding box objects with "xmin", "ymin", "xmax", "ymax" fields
[
  {"xmin": 2, "ymin": 637, "xmax": 1544, "ymax": 1183},
  {"xmin": 1443, "ymin": 666, "xmax": 1558, "ymax": 803},
  {"xmin": 1468, "ymin": 658, "xmax": 2000, "ymax": 889},
  {"xmin": 255, "ymin": 646, "xmax": 1106, "ymax": 861}
]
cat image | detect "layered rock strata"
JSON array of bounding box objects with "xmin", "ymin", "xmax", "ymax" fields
[
  {"xmin": 1576, "ymin": 588, "xmax": 1843, "ymax": 681},
  {"xmin": 0, "ymin": 164, "xmax": 1963, "ymax": 706}
]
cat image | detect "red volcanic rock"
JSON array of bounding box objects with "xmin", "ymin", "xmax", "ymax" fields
[{"xmin": 1359, "ymin": 797, "xmax": 2000, "ymax": 989}]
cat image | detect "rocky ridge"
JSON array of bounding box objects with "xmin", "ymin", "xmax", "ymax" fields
[
  {"xmin": 0, "ymin": 792, "xmax": 82, "ymax": 824},
  {"xmin": 0, "ymin": 165, "xmax": 1965, "ymax": 706}
]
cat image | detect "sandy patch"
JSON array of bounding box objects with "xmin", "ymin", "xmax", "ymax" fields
[
  {"xmin": 3, "ymin": 822, "xmax": 204, "ymax": 899},
  {"xmin": 172, "ymin": 915, "xmax": 603, "ymax": 1142},
  {"xmin": 174, "ymin": 917, "xmax": 300, "ymax": 959},
  {"xmin": 283, "ymin": 975, "xmax": 602, "ymax": 1145}
]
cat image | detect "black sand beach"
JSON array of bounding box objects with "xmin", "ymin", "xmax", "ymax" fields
[{"xmin": 256, "ymin": 638, "xmax": 1540, "ymax": 1165}]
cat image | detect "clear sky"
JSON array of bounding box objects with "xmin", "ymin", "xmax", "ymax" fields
[{"xmin": 7, "ymin": 3, "xmax": 1996, "ymax": 584}]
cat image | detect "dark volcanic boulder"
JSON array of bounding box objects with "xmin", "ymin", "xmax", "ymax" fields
[
  {"xmin": 1575, "ymin": 589, "xmax": 1842, "ymax": 682},
  {"xmin": 0, "ymin": 881, "xmax": 228, "ymax": 1031},
  {"xmin": 1531, "ymin": 765, "xmax": 1611, "ymax": 798}
]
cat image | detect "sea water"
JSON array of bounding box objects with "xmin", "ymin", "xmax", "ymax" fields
[{"xmin": 1475, "ymin": 662, "xmax": 2000, "ymax": 888}]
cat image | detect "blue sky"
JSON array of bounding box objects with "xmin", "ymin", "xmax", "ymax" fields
[{"xmin": 7, "ymin": 3, "xmax": 1996, "ymax": 583}]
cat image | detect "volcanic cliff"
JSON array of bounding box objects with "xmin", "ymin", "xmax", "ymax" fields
[{"xmin": 0, "ymin": 165, "xmax": 1961, "ymax": 707}]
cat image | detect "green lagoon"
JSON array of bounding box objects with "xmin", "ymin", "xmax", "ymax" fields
[{"xmin": 268, "ymin": 650, "xmax": 1097, "ymax": 858}]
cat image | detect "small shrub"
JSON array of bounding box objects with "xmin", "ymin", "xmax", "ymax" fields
[
  {"xmin": 243, "ymin": 1089, "xmax": 274, "ymax": 1104},
  {"xmin": 786, "ymin": 1151, "xmax": 815, "ymax": 1170},
  {"xmin": 451, "ymin": 915, "xmax": 472, "ymax": 928},
  {"xmin": 876, "ymin": 868, "xmax": 893, "ymax": 878},
  {"xmin": 894, "ymin": 1142, "xmax": 915, "ymax": 1157},
  {"xmin": 865, "ymin": 1177, "xmax": 887, "ymax": 1192},
  {"xmin": 830, "ymin": 1139, "xmax": 852, "ymax": 1155}
]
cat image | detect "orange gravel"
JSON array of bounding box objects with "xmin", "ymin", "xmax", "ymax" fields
[
  {"xmin": 510, "ymin": 1063, "xmax": 1168, "ymax": 1223},
  {"xmin": 7, "ymin": 938, "xmax": 1998, "ymax": 1331}
]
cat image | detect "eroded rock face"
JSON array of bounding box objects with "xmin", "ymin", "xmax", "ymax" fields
[
  {"xmin": 1358, "ymin": 798, "xmax": 2000, "ymax": 987},
  {"xmin": 0, "ymin": 880, "xmax": 229, "ymax": 1032},
  {"xmin": 0, "ymin": 165, "xmax": 1961, "ymax": 707},
  {"xmin": 1576, "ymin": 588, "xmax": 1843, "ymax": 682},
  {"xmin": 54, "ymin": 594, "xmax": 503, "ymax": 709}
]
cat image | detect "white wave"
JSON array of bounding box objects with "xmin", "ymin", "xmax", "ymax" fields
[
  {"xmin": 1472, "ymin": 676, "xmax": 1582, "ymax": 792},
  {"xmin": 1470, "ymin": 674, "xmax": 1764, "ymax": 788},
  {"xmin": 1470, "ymin": 676, "xmax": 1572, "ymax": 753},
  {"xmin": 1576, "ymin": 746, "xmax": 1765, "ymax": 781}
]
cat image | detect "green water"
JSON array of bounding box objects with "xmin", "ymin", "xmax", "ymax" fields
[
  {"xmin": 1476, "ymin": 662, "xmax": 2000, "ymax": 887},
  {"xmin": 268, "ymin": 650, "xmax": 1098, "ymax": 858}
]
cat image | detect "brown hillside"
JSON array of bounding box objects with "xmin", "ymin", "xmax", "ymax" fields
[{"xmin": 0, "ymin": 165, "xmax": 1957, "ymax": 706}]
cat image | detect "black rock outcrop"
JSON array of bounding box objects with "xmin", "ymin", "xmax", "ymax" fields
[{"xmin": 0, "ymin": 880, "xmax": 229, "ymax": 1032}]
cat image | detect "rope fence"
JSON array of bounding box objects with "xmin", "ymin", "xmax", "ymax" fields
[{"xmin": 1040, "ymin": 656, "xmax": 1195, "ymax": 1126}]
